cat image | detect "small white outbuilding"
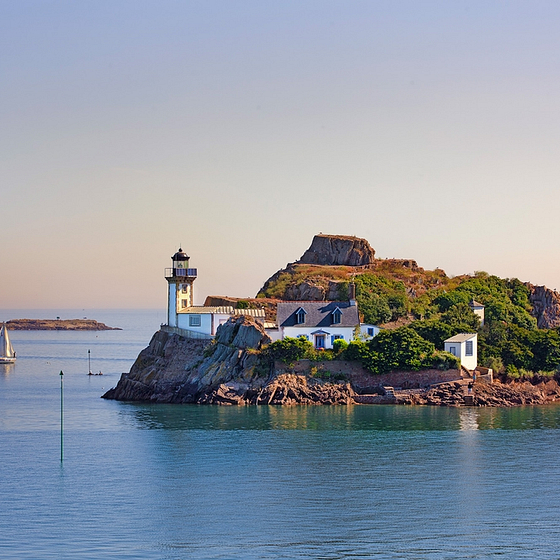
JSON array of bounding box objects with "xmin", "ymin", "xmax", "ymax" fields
[{"xmin": 444, "ymin": 333, "xmax": 477, "ymax": 371}]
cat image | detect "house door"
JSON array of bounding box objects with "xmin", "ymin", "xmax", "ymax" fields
[{"xmin": 315, "ymin": 334, "xmax": 325, "ymax": 349}]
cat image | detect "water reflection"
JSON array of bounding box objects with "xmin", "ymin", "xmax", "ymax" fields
[
  {"xmin": 121, "ymin": 403, "xmax": 461, "ymax": 432},
  {"xmin": 0, "ymin": 363, "xmax": 15, "ymax": 377},
  {"xmin": 118, "ymin": 402, "xmax": 560, "ymax": 433},
  {"xmin": 459, "ymin": 407, "xmax": 480, "ymax": 431}
]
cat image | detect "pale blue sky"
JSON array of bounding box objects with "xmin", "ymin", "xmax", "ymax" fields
[{"xmin": 2, "ymin": 1, "xmax": 560, "ymax": 308}]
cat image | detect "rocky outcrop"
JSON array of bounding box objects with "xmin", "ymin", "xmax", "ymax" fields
[
  {"xmin": 103, "ymin": 312, "xmax": 360, "ymax": 405},
  {"xmin": 282, "ymin": 279, "xmax": 343, "ymax": 301},
  {"xmin": 200, "ymin": 374, "xmax": 357, "ymax": 405},
  {"xmin": 527, "ymin": 284, "xmax": 560, "ymax": 329},
  {"xmin": 394, "ymin": 378, "xmax": 560, "ymax": 407},
  {"xmin": 103, "ymin": 315, "xmax": 271, "ymax": 403},
  {"xmin": 6, "ymin": 319, "xmax": 120, "ymax": 330},
  {"xmin": 299, "ymin": 234, "xmax": 375, "ymax": 266}
]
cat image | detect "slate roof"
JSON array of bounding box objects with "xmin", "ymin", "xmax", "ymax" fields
[
  {"xmin": 277, "ymin": 301, "xmax": 359, "ymax": 328},
  {"xmin": 444, "ymin": 333, "xmax": 477, "ymax": 343}
]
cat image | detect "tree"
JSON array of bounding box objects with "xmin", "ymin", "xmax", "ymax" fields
[
  {"xmin": 264, "ymin": 337, "xmax": 314, "ymax": 364},
  {"xmin": 370, "ymin": 327, "xmax": 436, "ymax": 373}
]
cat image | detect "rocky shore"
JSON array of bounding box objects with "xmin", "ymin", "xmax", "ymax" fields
[
  {"xmin": 103, "ymin": 315, "xmax": 560, "ymax": 407},
  {"xmin": 6, "ymin": 319, "xmax": 121, "ymax": 330}
]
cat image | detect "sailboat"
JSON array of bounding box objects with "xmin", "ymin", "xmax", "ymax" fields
[{"xmin": 0, "ymin": 323, "xmax": 16, "ymax": 364}]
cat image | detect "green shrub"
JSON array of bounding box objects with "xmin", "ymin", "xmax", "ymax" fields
[
  {"xmin": 424, "ymin": 351, "xmax": 460, "ymax": 371},
  {"xmin": 370, "ymin": 327, "xmax": 436, "ymax": 373},
  {"xmin": 264, "ymin": 337, "xmax": 314, "ymax": 365},
  {"xmin": 332, "ymin": 339, "xmax": 348, "ymax": 355}
]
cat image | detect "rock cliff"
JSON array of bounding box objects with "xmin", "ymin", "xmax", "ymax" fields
[
  {"xmin": 299, "ymin": 234, "xmax": 375, "ymax": 266},
  {"xmin": 103, "ymin": 315, "xmax": 355, "ymax": 405},
  {"xmin": 527, "ymin": 284, "xmax": 560, "ymax": 329}
]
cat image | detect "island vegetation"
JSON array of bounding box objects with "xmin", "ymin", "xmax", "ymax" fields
[{"xmin": 258, "ymin": 256, "xmax": 560, "ymax": 383}]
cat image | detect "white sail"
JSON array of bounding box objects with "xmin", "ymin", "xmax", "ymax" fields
[{"xmin": 0, "ymin": 324, "xmax": 16, "ymax": 361}]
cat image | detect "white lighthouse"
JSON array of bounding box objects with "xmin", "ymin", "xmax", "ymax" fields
[{"xmin": 165, "ymin": 248, "xmax": 197, "ymax": 327}]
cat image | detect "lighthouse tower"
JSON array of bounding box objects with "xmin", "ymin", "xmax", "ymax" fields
[{"xmin": 165, "ymin": 248, "xmax": 197, "ymax": 327}]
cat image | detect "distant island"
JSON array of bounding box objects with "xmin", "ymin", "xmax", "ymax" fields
[{"xmin": 6, "ymin": 319, "xmax": 121, "ymax": 331}]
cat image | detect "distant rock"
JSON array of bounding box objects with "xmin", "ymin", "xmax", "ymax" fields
[
  {"xmin": 6, "ymin": 319, "xmax": 121, "ymax": 330},
  {"xmin": 299, "ymin": 234, "xmax": 376, "ymax": 266}
]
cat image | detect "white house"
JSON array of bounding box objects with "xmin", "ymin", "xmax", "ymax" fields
[
  {"xmin": 469, "ymin": 299, "xmax": 485, "ymax": 326},
  {"xmin": 444, "ymin": 333, "xmax": 477, "ymax": 371},
  {"xmin": 176, "ymin": 306, "xmax": 266, "ymax": 336},
  {"xmin": 276, "ymin": 301, "xmax": 360, "ymax": 349}
]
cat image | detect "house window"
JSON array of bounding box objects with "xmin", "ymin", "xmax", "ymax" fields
[
  {"xmin": 449, "ymin": 346, "xmax": 457, "ymax": 356},
  {"xmin": 466, "ymin": 341, "xmax": 473, "ymax": 356},
  {"xmin": 298, "ymin": 334, "xmax": 309, "ymax": 341},
  {"xmin": 189, "ymin": 315, "xmax": 201, "ymax": 327},
  {"xmin": 331, "ymin": 335, "xmax": 343, "ymax": 345},
  {"xmin": 367, "ymin": 328, "xmax": 375, "ymax": 336},
  {"xmin": 295, "ymin": 308, "xmax": 306, "ymax": 325},
  {"xmin": 332, "ymin": 309, "xmax": 342, "ymax": 324},
  {"xmin": 181, "ymin": 284, "xmax": 188, "ymax": 294},
  {"xmin": 181, "ymin": 299, "xmax": 188, "ymax": 308}
]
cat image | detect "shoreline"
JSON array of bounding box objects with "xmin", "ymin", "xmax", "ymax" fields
[{"xmin": 102, "ymin": 324, "xmax": 560, "ymax": 407}]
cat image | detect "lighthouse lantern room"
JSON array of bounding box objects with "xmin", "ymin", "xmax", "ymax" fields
[{"xmin": 165, "ymin": 248, "xmax": 198, "ymax": 327}]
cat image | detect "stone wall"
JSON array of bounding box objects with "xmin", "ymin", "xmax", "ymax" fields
[{"xmin": 276, "ymin": 359, "xmax": 463, "ymax": 391}]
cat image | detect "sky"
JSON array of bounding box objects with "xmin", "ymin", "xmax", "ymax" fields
[{"xmin": 2, "ymin": 0, "xmax": 560, "ymax": 309}]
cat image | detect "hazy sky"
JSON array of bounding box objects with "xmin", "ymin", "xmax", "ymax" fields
[{"xmin": 2, "ymin": 1, "xmax": 560, "ymax": 309}]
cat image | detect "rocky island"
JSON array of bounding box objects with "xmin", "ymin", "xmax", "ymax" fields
[
  {"xmin": 103, "ymin": 314, "xmax": 560, "ymax": 407},
  {"xmin": 6, "ymin": 319, "xmax": 121, "ymax": 330},
  {"xmin": 103, "ymin": 234, "xmax": 560, "ymax": 407}
]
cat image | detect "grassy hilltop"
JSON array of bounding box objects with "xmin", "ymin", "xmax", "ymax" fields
[{"xmin": 254, "ymin": 235, "xmax": 560, "ymax": 380}]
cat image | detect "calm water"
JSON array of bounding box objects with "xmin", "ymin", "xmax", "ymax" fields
[{"xmin": 2, "ymin": 309, "xmax": 560, "ymax": 559}]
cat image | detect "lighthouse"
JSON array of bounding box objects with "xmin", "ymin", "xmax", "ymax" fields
[{"xmin": 165, "ymin": 248, "xmax": 197, "ymax": 327}]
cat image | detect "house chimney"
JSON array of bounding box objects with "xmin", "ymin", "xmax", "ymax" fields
[{"xmin": 349, "ymin": 282, "xmax": 357, "ymax": 306}]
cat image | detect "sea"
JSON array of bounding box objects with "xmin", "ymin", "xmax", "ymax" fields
[{"xmin": 2, "ymin": 309, "xmax": 560, "ymax": 559}]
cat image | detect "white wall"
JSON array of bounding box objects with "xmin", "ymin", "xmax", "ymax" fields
[
  {"xmin": 473, "ymin": 307, "xmax": 485, "ymax": 326},
  {"xmin": 212, "ymin": 313, "xmax": 232, "ymax": 335},
  {"xmin": 281, "ymin": 326, "xmax": 355, "ymax": 349},
  {"xmin": 445, "ymin": 336, "xmax": 477, "ymax": 371},
  {"xmin": 265, "ymin": 328, "xmax": 282, "ymax": 342},
  {"xmin": 360, "ymin": 324, "xmax": 380, "ymax": 340},
  {"xmin": 176, "ymin": 311, "xmax": 234, "ymax": 336},
  {"xmin": 177, "ymin": 313, "xmax": 212, "ymax": 334}
]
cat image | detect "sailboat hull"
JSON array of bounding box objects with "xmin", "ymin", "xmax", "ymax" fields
[{"xmin": 0, "ymin": 357, "xmax": 16, "ymax": 364}]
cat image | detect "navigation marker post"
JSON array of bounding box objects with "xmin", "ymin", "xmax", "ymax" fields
[
  {"xmin": 60, "ymin": 370, "xmax": 64, "ymax": 463},
  {"xmin": 88, "ymin": 349, "xmax": 92, "ymax": 375}
]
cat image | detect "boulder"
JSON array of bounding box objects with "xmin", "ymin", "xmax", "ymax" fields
[{"xmin": 298, "ymin": 234, "xmax": 375, "ymax": 266}]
